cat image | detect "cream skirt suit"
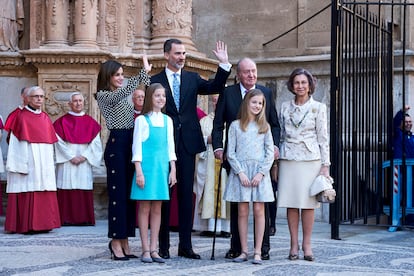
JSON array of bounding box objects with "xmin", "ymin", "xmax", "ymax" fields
[{"xmin": 277, "ymin": 97, "xmax": 330, "ymax": 209}]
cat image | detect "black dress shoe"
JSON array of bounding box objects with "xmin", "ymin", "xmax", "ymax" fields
[
  {"xmin": 261, "ymin": 252, "xmax": 270, "ymax": 260},
  {"xmin": 158, "ymin": 249, "xmax": 170, "ymax": 259},
  {"xmin": 199, "ymin": 231, "xmax": 214, "ymax": 237},
  {"xmin": 225, "ymin": 249, "xmax": 240, "ymax": 259},
  {"xmin": 269, "ymin": 226, "xmax": 276, "ymax": 236},
  {"xmin": 178, "ymin": 248, "xmax": 201, "ymax": 259},
  {"xmin": 219, "ymin": 231, "xmax": 231, "ymax": 238}
]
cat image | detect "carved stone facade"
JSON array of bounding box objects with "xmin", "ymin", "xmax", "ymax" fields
[
  {"xmin": 0, "ymin": 0, "xmax": 217, "ymax": 218},
  {"xmin": 0, "ymin": 0, "xmax": 412, "ymax": 220},
  {"xmin": 0, "ymin": 0, "xmax": 24, "ymax": 51}
]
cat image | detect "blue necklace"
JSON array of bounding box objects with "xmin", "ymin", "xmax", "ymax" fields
[{"xmin": 290, "ymin": 110, "xmax": 309, "ymax": 128}]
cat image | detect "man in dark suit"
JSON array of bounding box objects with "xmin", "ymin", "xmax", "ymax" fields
[
  {"xmin": 212, "ymin": 57, "xmax": 280, "ymax": 260},
  {"xmin": 151, "ymin": 38, "xmax": 231, "ymax": 259}
]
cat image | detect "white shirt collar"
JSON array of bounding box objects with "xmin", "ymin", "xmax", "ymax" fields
[
  {"xmin": 148, "ymin": 111, "xmax": 163, "ymax": 118},
  {"xmin": 165, "ymin": 68, "xmax": 181, "ymax": 78},
  {"xmin": 239, "ymin": 84, "xmax": 255, "ymax": 97}
]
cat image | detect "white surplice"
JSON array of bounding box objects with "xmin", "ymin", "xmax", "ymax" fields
[
  {"xmin": 54, "ymin": 134, "xmax": 103, "ymax": 190},
  {"xmin": 6, "ymin": 133, "xmax": 56, "ymax": 193},
  {"xmin": 0, "ymin": 115, "xmax": 4, "ymax": 173}
]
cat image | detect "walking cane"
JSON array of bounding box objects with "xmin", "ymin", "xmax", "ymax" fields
[{"xmin": 210, "ymin": 162, "xmax": 224, "ymax": 260}]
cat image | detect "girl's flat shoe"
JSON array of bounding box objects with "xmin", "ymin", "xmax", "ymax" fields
[
  {"xmin": 233, "ymin": 251, "xmax": 248, "ymax": 263},
  {"xmin": 141, "ymin": 251, "xmax": 153, "ymax": 263},
  {"xmin": 252, "ymin": 252, "xmax": 262, "ymax": 265},
  {"xmin": 151, "ymin": 250, "xmax": 166, "ymax": 263}
]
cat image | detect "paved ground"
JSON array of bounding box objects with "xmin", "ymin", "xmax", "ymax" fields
[{"xmin": 0, "ymin": 217, "xmax": 413, "ymax": 276}]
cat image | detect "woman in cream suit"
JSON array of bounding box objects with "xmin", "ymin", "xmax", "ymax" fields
[{"xmin": 278, "ymin": 68, "xmax": 330, "ymax": 262}]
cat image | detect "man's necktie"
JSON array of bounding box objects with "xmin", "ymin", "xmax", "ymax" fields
[{"xmin": 172, "ymin": 73, "xmax": 180, "ymax": 110}]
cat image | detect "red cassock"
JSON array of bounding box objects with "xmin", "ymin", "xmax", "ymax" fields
[{"xmin": 4, "ymin": 108, "xmax": 61, "ymax": 234}]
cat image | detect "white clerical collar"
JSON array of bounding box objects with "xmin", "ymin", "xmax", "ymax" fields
[
  {"xmin": 24, "ymin": 105, "xmax": 41, "ymax": 114},
  {"xmin": 68, "ymin": 111, "xmax": 85, "ymax": 116}
]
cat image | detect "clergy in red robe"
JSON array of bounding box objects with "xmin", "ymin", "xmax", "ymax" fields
[
  {"xmin": 4, "ymin": 86, "xmax": 61, "ymax": 234},
  {"xmin": 0, "ymin": 115, "xmax": 4, "ymax": 216},
  {"xmin": 0, "ymin": 115, "xmax": 4, "ymax": 174},
  {"xmin": 3, "ymin": 87, "xmax": 29, "ymax": 144},
  {"xmin": 53, "ymin": 92, "xmax": 102, "ymax": 226}
]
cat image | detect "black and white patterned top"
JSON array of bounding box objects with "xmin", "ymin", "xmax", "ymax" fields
[{"xmin": 95, "ymin": 69, "xmax": 150, "ymax": 130}]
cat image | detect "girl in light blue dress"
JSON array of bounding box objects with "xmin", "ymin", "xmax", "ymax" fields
[
  {"xmin": 223, "ymin": 89, "xmax": 274, "ymax": 265},
  {"xmin": 131, "ymin": 83, "xmax": 177, "ymax": 263}
]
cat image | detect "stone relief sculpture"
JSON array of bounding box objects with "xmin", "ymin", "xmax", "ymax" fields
[
  {"xmin": 0, "ymin": 0, "xmax": 24, "ymax": 51},
  {"xmin": 126, "ymin": 0, "xmax": 136, "ymax": 47},
  {"xmin": 152, "ymin": 0, "xmax": 192, "ymax": 34},
  {"xmin": 105, "ymin": 0, "xmax": 118, "ymax": 44}
]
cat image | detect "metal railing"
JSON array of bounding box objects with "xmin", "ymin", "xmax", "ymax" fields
[{"xmin": 330, "ymin": 0, "xmax": 394, "ymax": 238}]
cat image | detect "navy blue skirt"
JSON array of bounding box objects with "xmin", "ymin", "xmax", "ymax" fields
[{"xmin": 104, "ymin": 129, "xmax": 136, "ymax": 239}]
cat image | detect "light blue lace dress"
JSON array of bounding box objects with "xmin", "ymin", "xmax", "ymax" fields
[{"xmin": 223, "ymin": 120, "xmax": 275, "ymax": 202}]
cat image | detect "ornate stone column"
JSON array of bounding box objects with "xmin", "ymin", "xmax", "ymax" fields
[
  {"xmin": 149, "ymin": 0, "xmax": 197, "ymax": 54},
  {"xmin": 73, "ymin": 0, "xmax": 98, "ymax": 48},
  {"xmin": 44, "ymin": 0, "xmax": 69, "ymax": 46},
  {"xmin": 96, "ymin": 0, "xmax": 107, "ymax": 49},
  {"xmin": 132, "ymin": 0, "xmax": 151, "ymax": 52}
]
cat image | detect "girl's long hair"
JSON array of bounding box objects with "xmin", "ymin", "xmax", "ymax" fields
[
  {"xmin": 142, "ymin": 83, "xmax": 166, "ymax": 114},
  {"xmin": 238, "ymin": 89, "xmax": 269, "ymax": 134}
]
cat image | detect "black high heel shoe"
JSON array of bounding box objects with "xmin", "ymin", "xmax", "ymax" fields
[
  {"xmin": 304, "ymin": 255, "xmax": 315, "ymax": 261},
  {"xmin": 302, "ymin": 246, "xmax": 315, "ymax": 262},
  {"xmin": 288, "ymin": 246, "xmax": 300, "ymax": 261},
  {"xmin": 108, "ymin": 241, "xmax": 129, "ymax": 261},
  {"xmin": 122, "ymin": 249, "xmax": 138, "ymax": 259}
]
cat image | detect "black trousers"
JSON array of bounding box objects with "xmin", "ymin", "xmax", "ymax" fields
[
  {"xmin": 269, "ymin": 180, "xmax": 278, "ymax": 228},
  {"xmin": 229, "ymin": 202, "xmax": 271, "ymax": 254},
  {"xmin": 159, "ymin": 141, "xmax": 196, "ymax": 251}
]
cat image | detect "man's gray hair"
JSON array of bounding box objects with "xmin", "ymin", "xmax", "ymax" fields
[
  {"xmin": 69, "ymin": 92, "xmax": 84, "ymax": 102},
  {"xmin": 27, "ymin": 86, "xmax": 43, "ymax": 96}
]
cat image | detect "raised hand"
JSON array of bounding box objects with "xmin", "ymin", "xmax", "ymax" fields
[
  {"xmin": 212, "ymin": 41, "xmax": 229, "ymax": 64},
  {"xmin": 142, "ymin": 54, "xmax": 152, "ymax": 73}
]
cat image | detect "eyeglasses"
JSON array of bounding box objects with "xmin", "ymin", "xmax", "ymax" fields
[{"xmin": 30, "ymin": 95, "xmax": 45, "ymax": 98}]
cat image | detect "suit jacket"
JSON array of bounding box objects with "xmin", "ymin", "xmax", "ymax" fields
[
  {"xmin": 151, "ymin": 67, "xmax": 230, "ymax": 155},
  {"xmin": 212, "ymin": 84, "xmax": 281, "ymax": 153}
]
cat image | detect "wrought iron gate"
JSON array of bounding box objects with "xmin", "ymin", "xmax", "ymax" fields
[{"xmin": 330, "ymin": 0, "xmax": 413, "ymax": 238}]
